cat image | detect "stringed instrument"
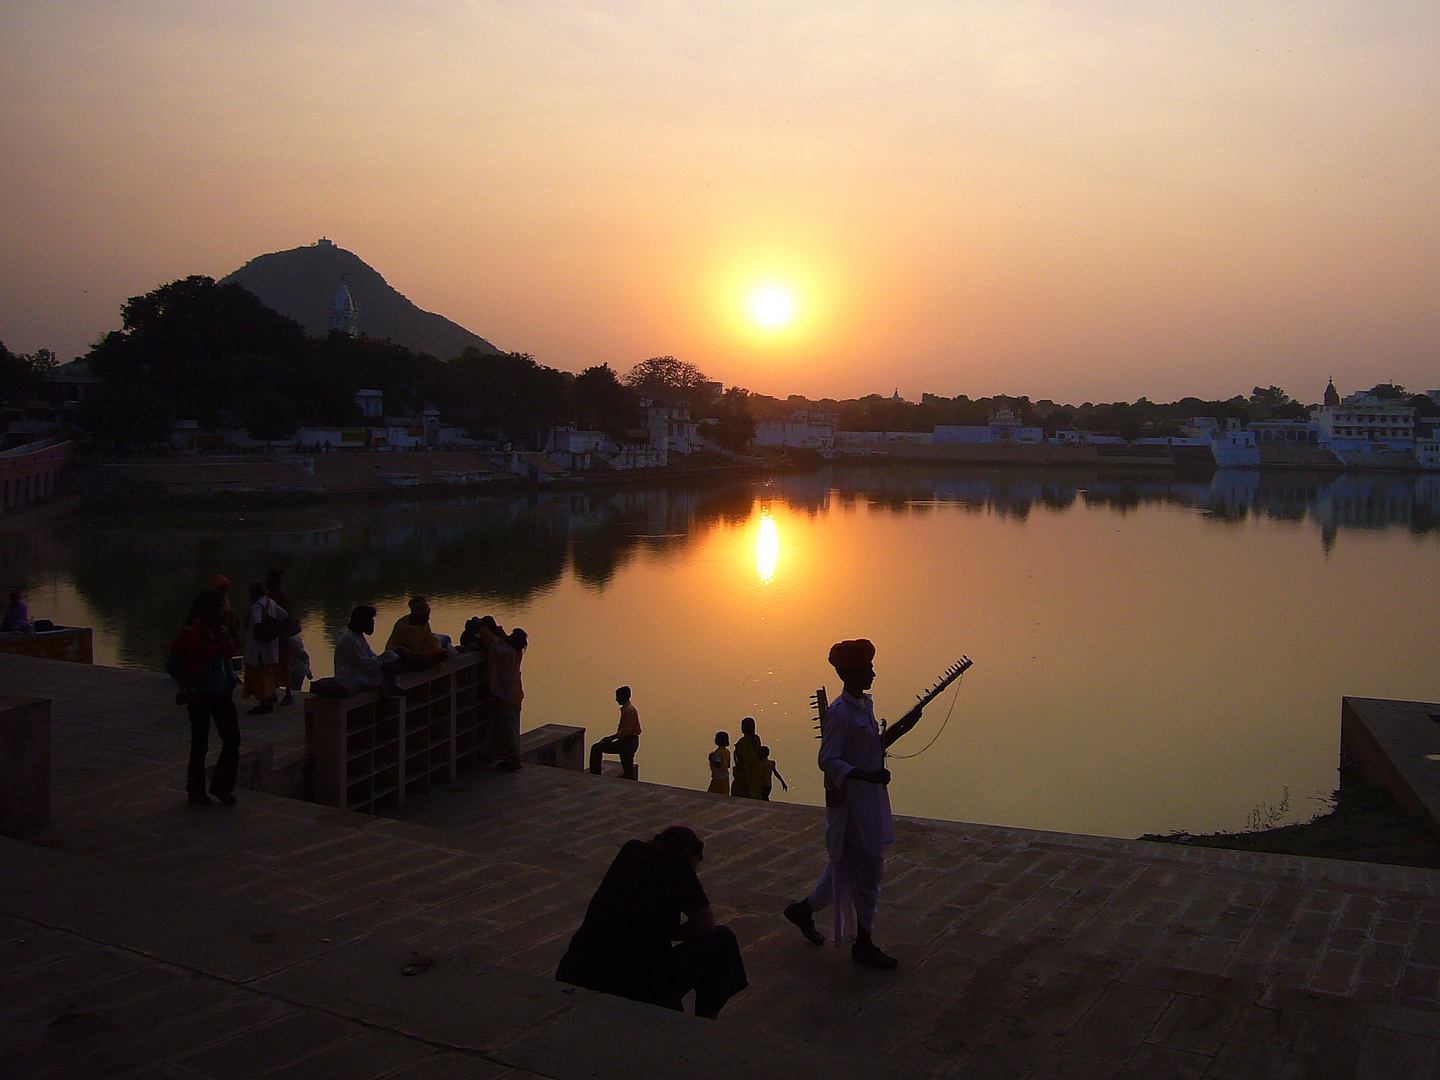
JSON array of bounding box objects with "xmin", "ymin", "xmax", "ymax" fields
[{"xmin": 811, "ymin": 655, "xmax": 972, "ymax": 804}]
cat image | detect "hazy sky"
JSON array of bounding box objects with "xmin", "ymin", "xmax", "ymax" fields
[{"xmin": 2, "ymin": 2, "xmax": 1437, "ymax": 401}]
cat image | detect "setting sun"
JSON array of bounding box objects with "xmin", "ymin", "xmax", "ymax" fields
[{"xmin": 748, "ymin": 286, "xmax": 797, "ymax": 330}]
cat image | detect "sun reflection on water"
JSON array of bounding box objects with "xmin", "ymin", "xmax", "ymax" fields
[{"xmin": 756, "ymin": 511, "xmax": 779, "ymax": 583}]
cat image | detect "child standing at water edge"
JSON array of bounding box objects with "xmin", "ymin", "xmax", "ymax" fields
[
  {"xmin": 707, "ymin": 732, "xmax": 731, "ymax": 794},
  {"xmin": 758, "ymin": 746, "xmax": 787, "ymax": 801}
]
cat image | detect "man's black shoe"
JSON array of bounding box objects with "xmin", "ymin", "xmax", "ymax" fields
[
  {"xmin": 851, "ymin": 938, "xmax": 898, "ymax": 969},
  {"xmin": 188, "ymin": 793, "xmax": 213, "ymax": 806},
  {"xmin": 213, "ymin": 792, "xmax": 237, "ymax": 806},
  {"xmin": 784, "ymin": 901, "xmax": 825, "ymax": 945}
]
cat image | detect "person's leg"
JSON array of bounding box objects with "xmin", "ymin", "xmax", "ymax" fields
[
  {"xmin": 618, "ymin": 735, "xmax": 638, "ymax": 780},
  {"xmin": 186, "ymin": 698, "xmax": 211, "ymax": 803},
  {"xmin": 668, "ymin": 927, "xmax": 748, "ymax": 1018},
  {"xmin": 589, "ymin": 735, "xmax": 619, "ymax": 774},
  {"xmin": 849, "ymin": 853, "xmax": 895, "ymax": 968},
  {"xmin": 210, "ymin": 692, "xmax": 242, "ymax": 801},
  {"xmin": 496, "ymin": 707, "xmax": 522, "ymax": 771}
]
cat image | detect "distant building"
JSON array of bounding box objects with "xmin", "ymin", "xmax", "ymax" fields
[
  {"xmin": 1311, "ymin": 388, "xmax": 1415, "ymax": 451},
  {"xmin": 328, "ymin": 282, "xmax": 359, "ymax": 337},
  {"xmin": 934, "ymin": 407, "xmax": 1043, "ymax": 445},
  {"xmin": 1249, "ymin": 419, "xmax": 1325, "ymax": 446},
  {"xmin": 355, "ymin": 389, "xmax": 384, "ymax": 418},
  {"xmin": 754, "ymin": 409, "xmax": 836, "ymax": 450},
  {"xmin": 645, "ymin": 400, "xmax": 700, "ymax": 455},
  {"xmin": 1417, "ymin": 438, "xmax": 1440, "ymax": 470}
]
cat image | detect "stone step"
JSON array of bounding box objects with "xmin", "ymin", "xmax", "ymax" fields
[{"xmin": 1, "ymin": 834, "xmax": 870, "ymax": 1080}]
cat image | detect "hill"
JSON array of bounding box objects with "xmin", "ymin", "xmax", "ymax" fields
[{"xmin": 220, "ymin": 239, "xmax": 501, "ymax": 358}]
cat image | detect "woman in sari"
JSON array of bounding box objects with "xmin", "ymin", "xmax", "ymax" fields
[{"xmin": 730, "ymin": 717, "xmax": 763, "ymax": 799}]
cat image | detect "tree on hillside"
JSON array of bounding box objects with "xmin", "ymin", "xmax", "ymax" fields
[
  {"xmin": 1366, "ymin": 383, "xmax": 1410, "ymax": 401},
  {"xmin": 624, "ymin": 355, "xmax": 710, "ymax": 403},
  {"xmin": 574, "ymin": 364, "xmax": 642, "ymax": 437}
]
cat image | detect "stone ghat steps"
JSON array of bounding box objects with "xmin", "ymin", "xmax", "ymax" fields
[
  {"xmin": 17, "ymin": 756, "xmax": 1440, "ymax": 1077},
  {"xmin": 0, "ymin": 834, "xmax": 869, "ymax": 1080}
]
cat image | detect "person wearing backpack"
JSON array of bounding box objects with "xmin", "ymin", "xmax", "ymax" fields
[{"xmin": 167, "ymin": 590, "xmax": 241, "ymax": 805}]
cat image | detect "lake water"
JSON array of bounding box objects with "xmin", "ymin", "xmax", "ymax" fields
[{"xmin": 8, "ymin": 466, "xmax": 1440, "ymax": 838}]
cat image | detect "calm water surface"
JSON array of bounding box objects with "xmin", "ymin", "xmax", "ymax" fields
[{"xmin": 8, "ymin": 467, "xmax": 1440, "ymax": 838}]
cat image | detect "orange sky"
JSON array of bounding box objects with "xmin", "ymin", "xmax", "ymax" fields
[{"xmin": 2, "ymin": 2, "xmax": 1437, "ymax": 402}]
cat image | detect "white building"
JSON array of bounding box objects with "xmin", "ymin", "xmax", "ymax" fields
[
  {"xmin": 328, "ymin": 282, "xmax": 359, "ymax": 337},
  {"xmin": 934, "ymin": 407, "xmax": 1043, "ymax": 445},
  {"xmin": 645, "ymin": 400, "xmax": 700, "ymax": 455},
  {"xmin": 355, "ymin": 389, "xmax": 384, "ymax": 418},
  {"xmin": 754, "ymin": 409, "xmax": 836, "ymax": 450},
  {"xmin": 1416, "ymin": 438, "xmax": 1440, "ymax": 470},
  {"xmin": 1311, "ymin": 389, "xmax": 1415, "ymax": 451},
  {"xmin": 1249, "ymin": 419, "xmax": 1326, "ymax": 447}
]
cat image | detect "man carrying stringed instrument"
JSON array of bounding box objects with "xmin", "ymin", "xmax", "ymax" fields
[{"xmin": 784, "ymin": 637, "xmax": 927, "ymax": 969}]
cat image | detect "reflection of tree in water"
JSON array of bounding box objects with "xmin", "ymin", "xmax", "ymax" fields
[
  {"xmin": 58, "ymin": 481, "xmax": 760, "ymax": 668},
  {"xmin": 27, "ymin": 467, "xmax": 1440, "ymax": 670}
]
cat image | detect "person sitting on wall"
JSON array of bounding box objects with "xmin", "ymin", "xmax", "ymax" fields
[
  {"xmin": 385, "ymin": 596, "xmax": 450, "ymax": 671},
  {"xmin": 556, "ymin": 826, "xmax": 747, "ymax": 1019},
  {"xmin": 331, "ymin": 606, "xmax": 402, "ymax": 696},
  {"xmin": 589, "ymin": 685, "xmax": 641, "ymax": 779},
  {"xmin": 1, "ymin": 589, "xmax": 32, "ymax": 633}
]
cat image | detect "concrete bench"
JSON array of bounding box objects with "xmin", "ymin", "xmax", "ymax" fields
[{"xmin": 517, "ymin": 724, "xmax": 586, "ymax": 771}]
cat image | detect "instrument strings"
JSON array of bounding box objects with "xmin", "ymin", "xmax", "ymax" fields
[{"xmin": 885, "ymin": 668, "xmax": 966, "ymax": 760}]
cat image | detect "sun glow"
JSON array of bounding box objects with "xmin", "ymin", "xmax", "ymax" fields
[
  {"xmin": 756, "ymin": 512, "xmax": 779, "ymax": 583},
  {"xmin": 748, "ymin": 285, "xmax": 797, "ymax": 330}
]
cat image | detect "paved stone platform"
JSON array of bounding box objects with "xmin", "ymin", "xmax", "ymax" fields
[{"xmin": 5, "ymin": 654, "xmax": 1440, "ymax": 1077}]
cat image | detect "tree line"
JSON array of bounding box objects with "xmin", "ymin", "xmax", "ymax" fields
[{"xmin": 48, "ymin": 276, "xmax": 757, "ymax": 452}]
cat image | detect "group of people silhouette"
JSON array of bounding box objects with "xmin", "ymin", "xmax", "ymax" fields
[{"xmin": 706, "ymin": 717, "xmax": 786, "ymax": 799}]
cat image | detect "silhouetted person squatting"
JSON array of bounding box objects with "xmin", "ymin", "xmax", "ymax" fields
[
  {"xmin": 333, "ymin": 606, "xmax": 401, "ymax": 695},
  {"xmin": 784, "ymin": 638, "xmax": 927, "ymax": 970},
  {"xmin": 589, "ymin": 686, "xmax": 641, "ymax": 779},
  {"xmin": 167, "ymin": 590, "xmax": 241, "ymax": 806},
  {"xmin": 385, "ymin": 596, "xmax": 448, "ymax": 671},
  {"xmin": 707, "ymin": 731, "xmax": 731, "ymax": 795},
  {"xmin": 730, "ymin": 716, "xmax": 763, "ymax": 798},
  {"xmin": 556, "ymin": 826, "xmax": 747, "ymax": 1018}
]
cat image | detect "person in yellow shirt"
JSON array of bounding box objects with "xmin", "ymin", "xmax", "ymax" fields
[
  {"xmin": 706, "ymin": 732, "xmax": 731, "ymax": 795},
  {"xmin": 385, "ymin": 596, "xmax": 448, "ymax": 671}
]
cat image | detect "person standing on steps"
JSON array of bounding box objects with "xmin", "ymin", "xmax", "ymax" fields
[
  {"xmin": 167, "ymin": 591, "xmax": 241, "ymax": 806},
  {"xmin": 783, "ymin": 638, "xmax": 921, "ymax": 970},
  {"xmin": 730, "ymin": 716, "xmax": 764, "ymax": 798},
  {"xmin": 589, "ymin": 685, "xmax": 641, "ymax": 779},
  {"xmin": 706, "ymin": 731, "xmax": 731, "ymax": 795}
]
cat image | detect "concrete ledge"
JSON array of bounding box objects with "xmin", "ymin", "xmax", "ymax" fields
[
  {"xmin": 1342, "ymin": 695, "xmax": 1440, "ymax": 839},
  {"xmin": 518, "ymin": 724, "xmax": 585, "ymax": 771}
]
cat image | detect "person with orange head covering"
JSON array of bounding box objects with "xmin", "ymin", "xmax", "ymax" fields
[{"xmin": 783, "ymin": 637, "xmax": 920, "ymax": 970}]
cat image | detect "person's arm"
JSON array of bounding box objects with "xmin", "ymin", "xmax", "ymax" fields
[
  {"xmin": 881, "ymin": 702, "xmax": 925, "ymax": 749},
  {"xmin": 774, "ymin": 765, "xmax": 788, "ymax": 791},
  {"xmin": 678, "ymin": 904, "xmax": 717, "ymax": 939}
]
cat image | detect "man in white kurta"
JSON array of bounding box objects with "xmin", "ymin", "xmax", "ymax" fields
[{"xmin": 785, "ymin": 638, "xmax": 905, "ymax": 969}]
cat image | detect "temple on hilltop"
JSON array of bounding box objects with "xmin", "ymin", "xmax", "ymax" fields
[{"xmin": 328, "ymin": 280, "xmax": 358, "ymax": 337}]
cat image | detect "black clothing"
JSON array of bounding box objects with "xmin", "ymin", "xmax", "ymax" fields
[
  {"xmin": 589, "ymin": 734, "xmax": 639, "ymax": 779},
  {"xmin": 187, "ymin": 690, "xmax": 240, "ymax": 797},
  {"xmin": 556, "ymin": 840, "xmax": 747, "ymax": 1014}
]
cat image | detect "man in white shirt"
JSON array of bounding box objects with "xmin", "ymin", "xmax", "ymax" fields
[
  {"xmin": 784, "ymin": 638, "xmax": 924, "ymax": 970},
  {"xmin": 333, "ymin": 606, "xmax": 400, "ymax": 695}
]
